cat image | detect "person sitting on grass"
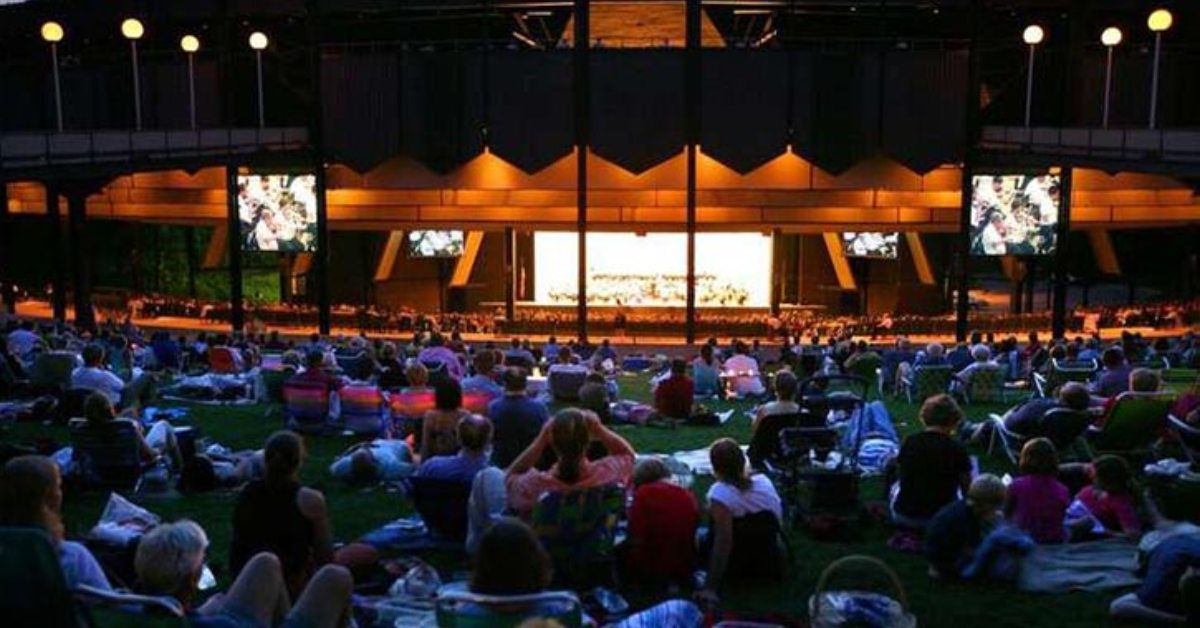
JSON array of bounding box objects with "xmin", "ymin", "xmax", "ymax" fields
[
  {"xmin": 925, "ymin": 474, "xmax": 1030, "ymax": 582},
  {"xmin": 231, "ymin": 431, "xmax": 334, "ymax": 599},
  {"xmin": 1109, "ymin": 533, "xmax": 1200, "ymax": 625},
  {"xmin": 654, "ymin": 359, "xmax": 694, "ymax": 423},
  {"xmin": 470, "ymin": 518, "xmax": 703, "ymax": 627},
  {"xmin": 722, "ymin": 341, "xmax": 766, "ymax": 398},
  {"xmin": 71, "ymin": 342, "xmax": 155, "ymax": 410},
  {"xmin": 889, "ymin": 394, "xmax": 972, "ymax": 529},
  {"xmin": 83, "ymin": 391, "xmax": 182, "ymax": 470},
  {"xmin": 1066, "ymin": 455, "xmax": 1143, "ymax": 541},
  {"xmin": 505, "ymin": 408, "xmax": 635, "ymax": 518},
  {"xmin": 691, "ymin": 344, "xmax": 722, "ymax": 398},
  {"xmin": 420, "ymin": 379, "xmax": 472, "ymax": 461},
  {"xmin": 1005, "ymin": 438, "xmax": 1070, "ymax": 544},
  {"xmin": 487, "ymin": 368, "xmax": 550, "ymax": 470},
  {"xmin": 137, "ymin": 520, "xmax": 353, "ymax": 628},
  {"xmin": 578, "ymin": 371, "xmax": 613, "ymax": 424},
  {"xmin": 0, "ymin": 455, "xmax": 111, "ymax": 591},
  {"xmin": 624, "ymin": 458, "xmax": 699, "ymax": 591},
  {"xmin": 695, "ymin": 438, "xmax": 783, "ymax": 610}
]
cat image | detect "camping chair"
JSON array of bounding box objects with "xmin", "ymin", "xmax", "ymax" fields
[
  {"xmin": 435, "ymin": 590, "xmax": 584, "ymax": 628},
  {"xmin": 29, "ymin": 351, "xmax": 78, "ymax": 394},
  {"xmin": 960, "ymin": 364, "xmax": 1009, "ymax": 405},
  {"xmin": 901, "ymin": 365, "xmax": 953, "ymax": 404},
  {"xmin": 388, "ymin": 390, "xmax": 436, "ymax": 438},
  {"xmin": 335, "ymin": 352, "xmax": 372, "ymax": 381},
  {"xmin": 260, "ymin": 369, "xmax": 291, "ymax": 404},
  {"xmin": 207, "ymin": 346, "xmax": 242, "ymax": 374},
  {"xmin": 548, "ymin": 369, "xmax": 588, "ymax": 402},
  {"xmin": 726, "ymin": 510, "xmax": 790, "ymax": 582},
  {"xmin": 338, "ymin": 385, "xmax": 386, "ymax": 436},
  {"xmin": 282, "ymin": 382, "xmax": 333, "ymax": 434},
  {"xmin": 1168, "ymin": 415, "xmax": 1200, "ymax": 465},
  {"xmin": 748, "ymin": 412, "xmax": 803, "ymax": 471},
  {"xmin": 1085, "ymin": 392, "xmax": 1175, "ymax": 458},
  {"xmin": 531, "ymin": 485, "xmax": 624, "ymax": 589},
  {"xmin": 462, "ymin": 390, "xmax": 497, "ymax": 415},
  {"xmin": 68, "ymin": 418, "xmax": 153, "ymax": 492},
  {"xmin": 844, "ymin": 354, "xmax": 883, "ymax": 399},
  {"xmin": 767, "ymin": 427, "xmax": 857, "ymax": 529},
  {"xmin": 1132, "ymin": 357, "xmax": 1170, "ymax": 372},
  {"xmin": 986, "ymin": 407, "xmax": 1093, "ymax": 463},
  {"xmin": 405, "ymin": 476, "xmax": 473, "ymax": 542},
  {"xmin": 1033, "ymin": 359, "xmax": 1099, "ymax": 398}
]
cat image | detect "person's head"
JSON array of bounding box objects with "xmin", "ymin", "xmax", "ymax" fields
[
  {"xmin": 406, "ymin": 362, "xmax": 429, "ymax": 388},
  {"xmin": 470, "ymin": 518, "xmax": 550, "ymax": 595},
  {"xmin": 1102, "ymin": 346, "xmax": 1125, "ymax": 369},
  {"xmin": 556, "ymin": 347, "xmax": 572, "ymax": 364},
  {"xmin": 1028, "ymin": 331, "xmax": 1040, "ymax": 345},
  {"xmin": 473, "ymin": 349, "xmax": 496, "ymax": 375},
  {"xmin": 735, "ymin": 341, "xmax": 749, "ymax": 356},
  {"xmin": 919, "ymin": 394, "xmax": 963, "ymax": 432},
  {"xmin": 434, "ymin": 379, "xmax": 463, "ymax": 411},
  {"xmin": 710, "ymin": 437, "xmax": 749, "ymax": 491},
  {"xmin": 632, "ymin": 458, "xmax": 671, "ymax": 489},
  {"xmin": 305, "ymin": 350, "xmax": 324, "ymax": 370},
  {"xmin": 774, "ymin": 369, "xmax": 798, "ymax": 402},
  {"xmin": 549, "ymin": 409, "xmax": 591, "ymax": 484},
  {"xmin": 1091, "ymin": 455, "xmax": 1133, "ymax": 495},
  {"xmin": 503, "ymin": 367, "xmax": 527, "ymax": 394},
  {"xmin": 82, "ymin": 343, "xmax": 105, "ymax": 367},
  {"xmin": 380, "ymin": 342, "xmax": 397, "ymax": 361},
  {"xmin": 1129, "ymin": 368, "xmax": 1160, "ymax": 393},
  {"xmin": 547, "ymin": 336, "xmax": 557, "ymax": 346},
  {"xmin": 264, "ymin": 430, "xmax": 305, "ymax": 487},
  {"xmin": 348, "ymin": 450, "xmax": 378, "ymax": 486},
  {"xmin": 670, "ymin": 358, "xmax": 687, "ymax": 376},
  {"xmin": 134, "ymin": 520, "xmax": 208, "ymax": 601},
  {"xmin": 970, "ymin": 343, "xmax": 991, "ymax": 363},
  {"xmin": 1057, "ymin": 382, "xmax": 1091, "ymax": 411},
  {"xmin": 926, "ymin": 342, "xmax": 944, "ymax": 359},
  {"xmin": 700, "ymin": 344, "xmax": 714, "ymax": 363},
  {"xmin": 457, "ymin": 415, "xmax": 493, "ymax": 453},
  {"xmin": 83, "ymin": 392, "xmax": 117, "ymax": 424},
  {"xmin": 1019, "ymin": 438, "xmax": 1059, "ymax": 476},
  {"xmin": 966, "ymin": 474, "xmax": 1007, "ymax": 519},
  {"xmin": 0, "ymin": 455, "xmax": 63, "ymax": 541},
  {"xmin": 428, "ymin": 333, "xmax": 445, "ymax": 348}
]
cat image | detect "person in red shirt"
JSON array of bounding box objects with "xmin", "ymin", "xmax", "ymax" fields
[
  {"xmin": 655, "ymin": 358, "xmax": 695, "ymax": 420},
  {"xmin": 623, "ymin": 458, "xmax": 699, "ymax": 589}
]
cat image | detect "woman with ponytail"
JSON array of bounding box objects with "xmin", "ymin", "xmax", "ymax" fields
[
  {"xmin": 230, "ymin": 430, "xmax": 334, "ymax": 598},
  {"xmin": 505, "ymin": 407, "xmax": 636, "ymax": 518}
]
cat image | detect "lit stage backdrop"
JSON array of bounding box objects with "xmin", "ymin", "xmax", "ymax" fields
[{"xmin": 533, "ymin": 232, "xmax": 772, "ymax": 307}]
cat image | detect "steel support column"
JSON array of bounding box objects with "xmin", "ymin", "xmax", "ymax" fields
[
  {"xmin": 66, "ymin": 189, "xmax": 95, "ymax": 331},
  {"xmin": 225, "ymin": 167, "xmax": 244, "ymax": 332},
  {"xmin": 1051, "ymin": 168, "xmax": 1073, "ymax": 339},
  {"xmin": 46, "ymin": 184, "xmax": 67, "ymax": 323},
  {"xmin": 504, "ymin": 227, "xmax": 516, "ymax": 324},
  {"xmin": 955, "ymin": 0, "xmax": 981, "ymax": 343},
  {"xmin": 573, "ymin": 0, "xmax": 590, "ymax": 342},
  {"xmin": 684, "ymin": 0, "xmax": 700, "ymax": 344}
]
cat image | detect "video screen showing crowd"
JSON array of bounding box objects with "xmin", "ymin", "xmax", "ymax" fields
[
  {"xmin": 237, "ymin": 174, "xmax": 319, "ymax": 252},
  {"xmin": 842, "ymin": 232, "xmax": 899, "ymax": 259},
  {"xmin": 407, "ymin": 230, "xmax": 465, "ymax": 258},
  {"xmin": 970, "ymin": 173, "xmax": 1061, "ymax": 256}
]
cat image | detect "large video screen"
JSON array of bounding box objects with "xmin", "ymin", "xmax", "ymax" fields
[
  {"xmin": 407, "ymin": 230, "xmax": 465, "ymax": 258},
  {"xmin": 842, "ymin": 232, "xmax": 899, "ymax": 259},
  {"xmin": 237, "ymin": 173, "xmax": 318, "ymax": 252},
  {"xmin": 533, "ymin": 232, "xmax": 772, "ymax": 307},
  {"xmin": 970, "ymin": 172, "xmax": 1061, "ymax": 256}
]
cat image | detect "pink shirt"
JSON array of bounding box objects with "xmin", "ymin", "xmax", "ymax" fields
[
  {"xmin": 506, "ymin": 454, "xmax": 635, "ymax": 517},
  {"xmin": 1008, "ymin": 474, "xmax": 1070, "ymax": 544},
  {"xmin": 1077, "ymin": 486, "xmax": 1142, "ymax": 535}
]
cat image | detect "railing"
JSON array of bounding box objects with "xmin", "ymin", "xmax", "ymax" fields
[
  {"xmin": 979, "ymin": 126, "xmax": 1200, "ymax": 164},
  {"xmin": 0, "ymin": 127, "xmax": 310, "ymax": 171}
]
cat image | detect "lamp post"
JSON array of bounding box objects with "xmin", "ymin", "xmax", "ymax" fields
[
  {"xmin": 181, "ymin": 35, "xmax": 200, "ymax": 131},
  {"xmin": 1147, "ymin": 9, "xmax": 1172, "ymax": 130},
  {"xmin": 1022, "ymin": 25, "xmax": 1045, "ymax": 128},
  {"xmin": 121, "ymin": 18, "xmax": 145, "ymax": 130},
  {"xmin": 1100, "ymin": 27, "xmax": 1122, "ymax": 128},
  {"xmin": 249, "ymin": 32, "xmax": 269, "ymax": 129},
  {"xmin": 40, "ymin": 21, "xmax": 64, "ymax": 132}
]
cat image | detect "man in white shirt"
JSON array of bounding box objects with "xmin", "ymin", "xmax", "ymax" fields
[
  {"xmin": 979, "ymin": 214, "xmax": 1007, "ymax": 255},
  {"xmin": 71, "ymin": 344, "xmax": 127, "ymax": 405}
]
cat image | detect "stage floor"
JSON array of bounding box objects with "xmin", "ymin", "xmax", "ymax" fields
[{"xmin": 8, "ymin": 301, "xmax": 1195, "ymax": 352}]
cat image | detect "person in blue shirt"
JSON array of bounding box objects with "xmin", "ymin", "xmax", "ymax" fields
[
  {"xmin": 592, "ymin": 339, "xmax": 618, "ymax": 367},
  {"xmin": 541, "ymin": 336, "xmax": 560, "ymax": 366},
  {"xmin": 415, "ymin": 415, "xmax": 493, "ymax": 482},
  {"xmin": 461, "ymin": 350, "xmax": 503, "ymax": 397},
  {"xmin": 1111, "ymin": 535, "xmax": 1200, "ymax": 624},
  {"xmin": 487, "ymin": 369, "xmax": 550, "ymax": 469}
]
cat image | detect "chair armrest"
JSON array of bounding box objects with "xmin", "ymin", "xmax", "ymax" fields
[
  {"xmin": 73, "ymin": 584, "xmax": 185, "ymax": 617},
  {"xmin": 1168, "ymin": 414, "xmax": 1200, "ymax": 436}
]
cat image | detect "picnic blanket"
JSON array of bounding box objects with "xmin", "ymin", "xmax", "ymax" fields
[
  {"xmin": 359, "ymin": 515, "xmax": 463, "ymax": 553},
  {"xmin": 1018, "ymin": 538, "xmax": 1141, "ymax": 593},
  {"xmin": 671, "ymin": 445, "xmax": 750, "ymax": 476}
]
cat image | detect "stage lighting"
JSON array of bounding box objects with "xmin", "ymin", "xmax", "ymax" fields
[
  {"xmin": 249, "ymin": 31, "xmax": 269, "ymax": 50},
  {"xmin": 1022, "ymin": 25, "xmax": 1044, "ymax": 45},
  {"xmin": 121, "ymin": 18, "xmax": 144, "ymax": 40},
  {"xmin": 40, "ymin": 21, "xmax": 63, "ymax": 42},
  {"xmin": 1148, "ymin": 9, "xmax": 1172, "ymax": 33},
  {"xmin": 181, "ymin": 35, "xmax": 200, "ymax": 52}
]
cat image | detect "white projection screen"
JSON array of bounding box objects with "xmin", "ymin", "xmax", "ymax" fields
[{"xmin": 533, "ymin": 232, "xmax": 772, "ymax": 307}]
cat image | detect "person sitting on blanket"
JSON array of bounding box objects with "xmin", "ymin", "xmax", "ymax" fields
[
  {"xmin": 1066, "ymin": 455, "xmax": 1143, "ymax": 541},
  {"xmin": 692, "ymin": 344, "xmax": 723, "ymax": 398},
  {"xmin": 1005, "ymin": 438, "xmax": 1070, "ymax": 544},
  {"xmin": 694, "ymin": 438, "xmax": 784, "ymax": 610},
  {"xmin": 753, "ymin": 369, "xmax": 800, "ymax": 429},
  {"xmin": 329, "ymin": 438, "xmax": 415, "ymax": 485},
  {"xmin": 924, "ymin": 474, "xmax": 1018, "ymax": 581},
  {"xmin": 505, "ymin": 408, "xmax": 635, "ymax": 519},
  {"xmin": 654, "ymin": 359, "xmax": 694, "ymax": 422},
  {"xmin": 415, "ymin": 415, "xmax": 493, "ymax": 483},
  {"xmin": 288, "ymin": 350, "xmax": 345, "ymax": 392},
  {"xmin": 469, "ymin": 518, "xmax": 704, "ymax": 627},
  {"xmin": 83, "ymin": 391, "xmax": 183, "ymax": 470},
  {"xmin": 889, "ymin": 394, "xmax": 973, "ymax": 529},
  {"xmin": 1109, "ymin": 534, "xmax": 1200, "ymax": 625},
  {"xmin": 723, "ymin": 341, "xmax": 766, "ymax": 398},
  {"xmin": 137, "ymin": 520, "xmax": 354, "ymax": 628},
  {"xmin": 623, "ymin": 458, "xmax": 700, "ymax": 590},
  {"xmin": 0, "ymin": 455, "xmax": 112, "ymax": 591}
]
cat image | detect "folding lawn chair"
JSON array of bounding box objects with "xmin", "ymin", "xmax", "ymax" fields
[
  {"xmin": 1086, "ymin": 392, "xmax": 1175, "ymax": 459},
  {"xmin": 68, "ymin": 418, "xmax": 155, "ymax": 492},
  {"xmin": 1168, "ymin": 414, "xmax": 1200, "ymax": 465},
  {"xmin": 531, "ymin": 485, "xmax": 624, "ymax": 589},
  {"xmin": 960, "ymin": 364, "xmax": 1009, "ymax": 405},
  {"xmin": 338, "ymin": 384, "xmax": 387, "ymax": 436},
  {"xmin": 986, "ymin": 407, "xmax": 1093, "ymax": 463},
  {"xmin": 435, "ymin": 590, "xmax": 584, "ymax": 628},
  {"xmin": 901, "ymin": 365, "xmax": 953, "ymax": 404},
  {"xmin": 282, "ymin": 381, "xmax": 333, "ymax": 434},
  {"xmin": 1033, "ymin": 359, "xmax": 1098, "ymax": 398}
]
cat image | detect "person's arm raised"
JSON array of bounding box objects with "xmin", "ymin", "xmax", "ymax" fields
[
  {"xmin": 506, "ymin": 420, "xmax": 552, "ymax": 477},
  {"xmin": 585, "ymin": 411, "xmax": 635, "ymax": 458}
]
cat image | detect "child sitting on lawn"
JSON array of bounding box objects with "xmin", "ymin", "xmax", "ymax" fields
[
  {"xmin": 1005, "ymin": 438, "xmax": 1070, "ymax": 544},
  {"xmin": 1066, "ymin": 455, "xmax": 1143, "ymax": 540},
  {"xmin": 925, "ymin": 474, "xmax": 1033, "ymax": 581}
]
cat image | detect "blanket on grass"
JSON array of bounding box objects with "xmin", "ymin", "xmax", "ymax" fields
[{"xmin": 1017, "ymin": 538, "xmax": 1141, "ymax": 593}]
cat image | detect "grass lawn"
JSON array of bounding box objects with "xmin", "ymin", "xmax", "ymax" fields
[{"xmin": 1, "ymin": 374, "xmax": 1132, "ymax": 627}]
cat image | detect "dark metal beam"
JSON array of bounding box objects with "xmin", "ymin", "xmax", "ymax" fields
[
  {"xmin": 573, "ymin": 0, "xmax": 589, "ymax": 343},
  {"xmin": 66, "ymin": 188, "xmax": 95, "ymax": 331},
  {"xmin": 225, "ymin": 167, "xmax": 245, "ymax": 333},
  {"xmin": 46, "ymin": 183, "xmax": 67, "ymax": 323},
  {"xmin": 1051, "ymin": 168, "xmax": 1073, "ymax": 339},
  {"xmin": 955, "ymin": 0, "xmax": 981, "ymax": 343},
  {"xmin": 685, "ymin": 0, "xmax": 700, "ymax": 345}
]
